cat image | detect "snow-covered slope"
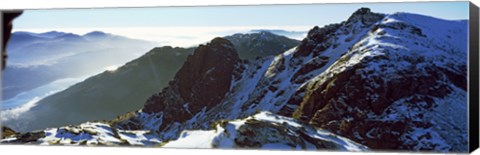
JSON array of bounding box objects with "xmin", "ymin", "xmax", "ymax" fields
[
  {"xmin": 1, "ymin": 122, "xmax": 162, "ymax": 146},
  {"xmin": 2, "ymin": 112, "xmax": 367, "ymax": 151},
  {"xmin": 2, "ymin": 8, "xmax": 469, "ymax": 153},
  {"xmin": 292, "ymin": 12, "xmax": 468, "ymax": 151}
]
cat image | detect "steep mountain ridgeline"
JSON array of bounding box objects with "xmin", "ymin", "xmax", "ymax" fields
[
  {"xmin": 225, "ymin": 31, "xmax": 300, "ymax": 59},
  {"xmin": 2, "ymin": 8, "xmax": 469, "ymax": 153},
  {"xmin": 294, "ymin": 8, "xmax": 384, "ymax": 57},
  {"xmin": 111, "ymin": 8, "xmax": 467, "ymax": 151},
  {"xmin": 250, "ymin": 29, "xmax": 307, "ymax": 40},
  {"xmin": 111, "ymin": 7, "xmax": 386, "ymax": 142}
]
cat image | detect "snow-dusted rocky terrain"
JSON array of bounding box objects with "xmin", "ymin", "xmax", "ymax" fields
[
  {"xmin": 1, "ymin": 8, "xmax": 469, "ymax": 153},
  {"xmin": 2, "ymin": 112, "xmax": 367, "ymax": 151}
]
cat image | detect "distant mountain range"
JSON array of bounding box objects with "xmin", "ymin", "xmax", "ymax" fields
[
  {"xmin": 249, "ymin": 29, "xmax": 307, "ymax": 40},
  {"xmin": 6, "ymin": 31, "xmax": 156, "ymax": 67},
  {"xmin": 1, "ymin": 8, "xmax": 469, "ymax": 153},
  {"xmin": 3, "ymin": 31, "xmax": 159, "ymax": 103}
]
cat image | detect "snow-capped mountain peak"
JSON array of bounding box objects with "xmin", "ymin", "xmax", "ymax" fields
[{"xmin": 293, "ymin": 11, "xmax": 468, "ymax": 151}]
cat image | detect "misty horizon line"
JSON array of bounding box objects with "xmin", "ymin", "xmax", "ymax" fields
[{"xmin": 10, "ymin": 26, "xmax": 310, "ymax": 47}]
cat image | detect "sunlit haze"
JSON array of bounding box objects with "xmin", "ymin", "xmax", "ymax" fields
[{"xmin": 12, "ymin": 2, "xmax": 469, "ymax": 47}]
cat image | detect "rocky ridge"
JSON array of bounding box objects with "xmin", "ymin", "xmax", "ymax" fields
[{"xmin": 225, "ymin": 31, "xmax": 300, "ymax": 59}]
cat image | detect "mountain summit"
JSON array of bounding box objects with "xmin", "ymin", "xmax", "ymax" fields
[{"xmin": 83, "ymin": 31, "xmax": 109, "ymax": 38}]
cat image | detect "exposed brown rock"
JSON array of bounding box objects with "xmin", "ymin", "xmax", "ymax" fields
[
  {"xmin": 142, "ymin": 37, "xmax": 239, "ymax": 131},
  {"xmin": 232, "ymin": 119, "xmax": 340, "ymax": 149},
  {"xmin": 294, "ymin": 24, "xmax": 341, "ymax": 57},
  {"xmin": 176, "ymin": 37, "xmax": 239, "ymax": 108},
  {"xmin": 292, "ymin": 54, "xmax": 465, "ymax": 150}
]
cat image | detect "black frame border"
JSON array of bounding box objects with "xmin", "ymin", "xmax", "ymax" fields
[{"xmin": 469, "ymin": 1, "xmax": 479, "ymax": 153}]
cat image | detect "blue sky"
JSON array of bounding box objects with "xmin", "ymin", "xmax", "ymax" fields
[
  {"xmin": 11, "ymin": 1, "xmax": 470, "ymax": 47},
  {"xmin": 14, "ymin": 1, "xmax": 469, "ymax": 29}
]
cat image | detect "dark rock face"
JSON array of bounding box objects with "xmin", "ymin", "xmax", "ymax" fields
[
  {"xmin": 232, "ymin": 119, "xmax": 339, "ymax": 149},
  {"xmin": 346, "ymin": 8, "xmax": 385, "ymax": 26},
  {"xmin": 224, "ymin": 31, "xmax": 300, "ymax": 59},
  {"xmin": 295, "ymin": 24, "xmax": 342, "ymax": 57},
  {"xmin": 293, "ymin": 49, "xmax": 467, "ymax": 151},
  {"xmin": 175, "ymin": 38, "xmax": 239, "ymax": 107},
  {"xmin": 294, "ymin": 8, "xmax": 384, "ymax": 57},
  {"xmin": 143, "ymin": 37, "xmax": 240, "ymax": 130},
  {"xmin": 206, "ymin": 112, "xmax": 367, "ymax": 150}
]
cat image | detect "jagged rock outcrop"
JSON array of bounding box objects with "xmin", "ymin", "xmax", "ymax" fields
[
  {"xmin": 346, "ymin": 8, "xmax": 385, "ymax": 25},
  {"xmin": 224, "ymin": 31, "xmax": 300, "ymax": 59},
  {"xmin": 295, "ymin": 23, "xmax": 342, "ymax": 57},
  {"xmin": 295, "ymin": 8, "xmax": 384, "ymax": 57},
  {"xmin": 1, "ymin": 122, "xmax": 161, "ymax": 146},
  {"xmin": 172, "ymin": 37, "xmax": 239, "ymax": 110},
  {"xmin": 132, "ymin": 37, "xmax": 240, "ymax": 130}
]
